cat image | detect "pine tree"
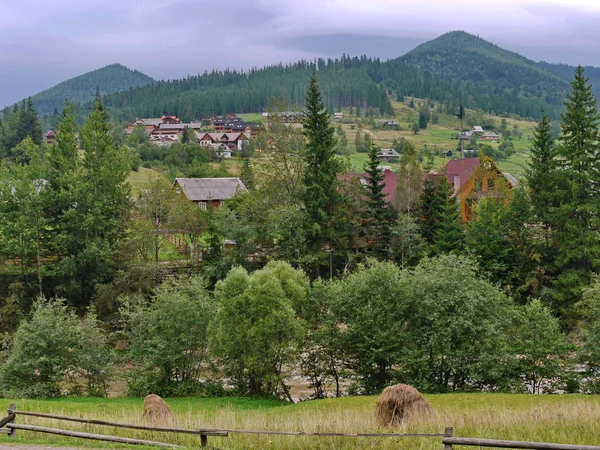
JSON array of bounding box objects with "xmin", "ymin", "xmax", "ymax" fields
[
  {"xmin": 552, "ymin": 65, "xmax": 600, "ymax": 316},
  {"xmin": 525, "ymin": 110, "xmax": 556, "ymax": 247},
  {"xmin": 303, "ymin": 73, "xmax": 339, "ymax": 249},
  {"xmin": 362, "ymin": 144, "xmax": 394, "ymax": 259},
  {"xmin": 355, "ymin": 130, "xmax": 363, "ymax": 153},
  {"xmin": 434, "ymin": 175, "xmax": 464, "ymax": 254},
  {"xmin": 419, "ymin": 176, "xmax": 439, "ymax": 249}
]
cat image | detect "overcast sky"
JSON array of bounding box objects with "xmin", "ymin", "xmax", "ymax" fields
[{"xmin": 2, "ymin": 0, "xmax": 600, "ymax": 107}]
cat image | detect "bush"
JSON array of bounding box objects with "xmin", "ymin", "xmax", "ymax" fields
[
  {"xmin": 122, "ymin": 275, "xmax": 217, "ymax": 397},
  {"xmin": 0, "ymin": 298, "xmax": 113, "ymax": 398}
]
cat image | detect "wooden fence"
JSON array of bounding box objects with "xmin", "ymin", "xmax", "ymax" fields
[
  {"xmin": 0, "ymin": 403, "xmax": 451, "ymax": 448},
  {"xmin": 4, "ymin": 403, "xmax": 600, "ymax": 450}
]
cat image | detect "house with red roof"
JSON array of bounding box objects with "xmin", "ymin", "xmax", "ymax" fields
[{"xmin": 439, "ymin": 156, "xmax": 516, "ymax": 222}]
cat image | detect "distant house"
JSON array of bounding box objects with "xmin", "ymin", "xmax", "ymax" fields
[
  {"xmin": 334, "ymin": 112, "xmax": 344, "ymax": 121},
  {"xmin": 459, "ymin": 131, "xmax": 473, "ymax": 140},
  {"xmin": 209, "ymin": 143, "xmax": 232, "ymax": 159},
  {"xmin": 376, "ymin": 148, "xmax": 400, "ymax": 162},
  {"xmin": 481, "ymin": 131, "xmax": 501, "ymax": 141},
  {"xmin": 472, "ymin": 126, "xmax": 484, "ymax": 134},
  {"xmin": 173, "ymin": 177, "xmax": 248, "ymax": 210},
  {"xmin": 442, "ymin": 150, "xmax": 453, "ymax": 157},
  {"xmin": 196, "ymin": 132, "xmax": 250, "ymax": 151},
  {"xmin": 377, "ymin": 120, "xmax": 399, "ymax": 128},
  {"xmin": 44, "ymin": 130, "xmax": 56, "ymax": 146}
]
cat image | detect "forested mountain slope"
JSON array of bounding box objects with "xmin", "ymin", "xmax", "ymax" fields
[
  {"xmin": 101, "ymin": 59, "xmax": 394, "ymax": 122},
  {"xmin": 24, "ymin": 64, "xmax": 156, "ymax": 116},
  {"xmin": 32, "ymin": 31, "xmax": 596, "ymax": 124},
  {"xmin": 538, "ymin": 61, "xmax": 600, "ymax": 96},
  {"xmin": 392, "ymin": 30, "xmax": 571, "ymax": 118}
]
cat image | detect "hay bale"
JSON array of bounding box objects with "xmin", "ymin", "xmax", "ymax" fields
[
  {"xmin": 142, "ymin": 394, "xmax": 175, "ymax": 426},
  {"xmin": 375, "ymin": 384, "xmax": 432, "ymax": 426}
]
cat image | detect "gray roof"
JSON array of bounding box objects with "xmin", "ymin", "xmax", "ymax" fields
[
  {"xmin": 502, "ymin": 172, "xmax": 519, "ymax": 187},
  {"xmin": 377, "ymin": 149, "xmax": 400, "ymax": 157},
  {"xmin": 159, "ymin": 123, "xmax": 186, "ymax": 130},
  {"xmin": 197, "ymin": 132, "xmax": 249, "ymax": 141},
  {"xmin": 175, "ymin": 177, "xmax": 247, "ymax": 202},
  {"xmin": 133, "ymin": 118, "xmax": 162, "ymax": 127}
]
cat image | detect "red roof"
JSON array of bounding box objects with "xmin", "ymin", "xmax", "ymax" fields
[{"xmin": 443, "ymin": 158, "xmax": 480, "ymax": 194}]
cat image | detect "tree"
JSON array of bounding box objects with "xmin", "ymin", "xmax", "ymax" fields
[
  {"xmin": 412, "ymin": 121, "xmax": 420, "ymax": 134},
  {"xmin": 240, "ymin": 157, "xmax": 254, "ymax": 190},
  {"xmin": 395, "ymin": 141, "xmax": 423, "ymax": 214},
  {"xmin": 211, "ymin": 262, "xmax": 308, "ymax": 399},
  {"xmin": 434, "ymin": 175, "xmax": 464, "ymax": 254},
  {"xmin": 418, "ymin": 106, "xmax": 430, "ymax": 129},
  {"xmin": 303, "ymin": 74, "xmax": 341, "ymax": 260},
  {"xmin": 509, "ymin": 299, "xmax": 569, "ymax": 394},
  {"xmin": 390, "ymin": 213, "xmax": 425, "ymax": 268},
  {"xmin": 361, "ymin": 144, "xmax": 395, "ymax": 259},
  {"xmin": 46, "ymin": 99, "xmax": 132, "ymax": 307},
  {"xmin": 466, "ymin": 198, "xmax": 512, "ymax": 284},
  {"xmin": 334, "ymin": 260, "xmax": 409, "ymax": 393},
  {"xmin": 180, "ymin": 126, "xmax": 196, "ymax": 144},
  {"xmin": 0, "ymin": 298, "xmax": 112, "ymax": 398},
  {"xmin": 123, "ymin": 276, "xmax": 216, "ymax": 396},
  {"xmin": 403, "ymin": 254, "xmax": 515, "ymax": 392},
  {"xmin": 355, "ymin": 130, "xmax": 364, "ymax": 153},
  {"xmin": 552, "ymin": 66, "xmax": 600, "ymax": 317},
  {"xmin": 419, "ymin": 176, "xmax": 440, "ymax": 249}
]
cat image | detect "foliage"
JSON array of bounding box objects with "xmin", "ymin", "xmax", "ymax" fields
[
  {"xmin": 123, "ymin": 275, "xmax": 217, "ymax": 397},
  {"xmin": 211, "ymin": 262, "xmax": 308, "ymax": 399},
  {"xmin": 433, "ymin": 175, "xmax": 464, "ymax": 254},
  {"xmin": 0, "ymin": 298, "xmax": 112, "ymax": 398}
]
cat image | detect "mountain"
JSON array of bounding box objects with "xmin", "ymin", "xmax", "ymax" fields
[
  {"xmin": 53, "ymin": 31, "xmax": 591, "ymax": 124},
  {"xmin": 24, "ymin": 64, "xmax": 156, "ymax": 117},
  {"xmin": 392, "ymin": 30, "xmax": 571, "ymax": 118}
]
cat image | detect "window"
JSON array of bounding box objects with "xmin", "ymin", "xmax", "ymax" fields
[
  {"xmin": 199, "ymin": 201, "xmax": 207, "ymax": 210},
  {"xmin": 488, "ymin": 179, "xmax": 495, "ymax": 190}
]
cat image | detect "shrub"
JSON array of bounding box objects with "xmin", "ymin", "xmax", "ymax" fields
[{"xmin": 122, "ymin": 275, "xmax": 217, "ymax": 397}]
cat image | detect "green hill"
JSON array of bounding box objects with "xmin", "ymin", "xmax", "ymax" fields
[
  {"xmin": 26, "ymin": 63, "xmax": 155, "ymax": 117},
  {"xmin": 392, "ymin": 30, "xmax": 571, "ymax": 118},
  {"xmin": 538, "ymin": 61, "xmax": 600, "ymax": 95},
  {"xmin": 44, "ymin": 31, "xmax": 595, "ymax": 124}
]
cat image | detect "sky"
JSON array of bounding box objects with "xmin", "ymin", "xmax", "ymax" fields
[{"xmin": 2, "ymin": 0, "xmax": 600, "ymax": 107}]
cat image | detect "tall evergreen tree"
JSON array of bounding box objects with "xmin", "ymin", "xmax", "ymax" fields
[
  {"xmin": 419, "ymin": 176, "xmax": 440, "ymax": 249},
  {"xmin": 303, "ymin": 73, "xmax": 340, "ymax": 251},
  {"xmin": 240, "ymin": 157, "xmax": 254, "ymax": 190},
  {"xmin": 362, "ymin": 144, "xmax": 394, "ymax": 259},
  {"xmin": 525, "ymin": 110, "xmax": 557, "ymax": 245},
  {"xmin": 552, "ymin": 65, "xmax": 600, "ymax": 316},
  {"xmin": 434, "ymin": 175, "xmax": 464, "ymax": 254}
]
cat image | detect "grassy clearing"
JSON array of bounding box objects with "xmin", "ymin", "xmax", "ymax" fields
[
  {"xmin": 126, "ymin": 168, "xmax": 168, "ymax": 198},
  {"xmin": 2, "ymin": 395, "xmax": 600, "ymax": 449}
]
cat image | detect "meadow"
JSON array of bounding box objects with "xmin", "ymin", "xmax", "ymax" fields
[{"xmin": 1, "ymin": 394, "xmax": 600, "ymax": 449}]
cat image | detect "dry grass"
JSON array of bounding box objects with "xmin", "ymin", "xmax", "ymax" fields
[{"xmin": 2, "ymin": 395, "xmax": 600, "ymax": 449}]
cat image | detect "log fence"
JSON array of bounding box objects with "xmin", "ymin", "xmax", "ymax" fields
[{"xmin": 3, "ymin": 404, "xmax": 600, "ymax": 449}]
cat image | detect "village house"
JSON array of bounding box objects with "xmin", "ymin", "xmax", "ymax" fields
[
  {"xmin": 377, "ymin": 119, "xmax": 399, "ymax": 128},
  {"xmin": 209, "ymin": 143, "xmax": 232, "ymax": 159},
  {"xmin": 334, "ymin": 112, "xmax": 344, "ymax": 121},
  {"xmin": 173, "ymin": 177, "xmax": 247, "ymax": 210},
  {"xmin": 196, "ymin": 132, "xmax": 250, "ymax": 151},
  {"xmin": 442, "ymin": 157, "xmax": 517, "ymax": 222},
  {"xmin": 44, "ymin": 130, "xmax": 56, "ymax": 146},
  {"xmin": 471, "ymin": 126, "xmax": 484, "ymax": 134},
  {"xmin": 376, "ymin": 148, "xmax": 400, "ymax": 162},
  {"xmin": 481, "ymin": 131, "xmax": 501, "ymax": 141}
]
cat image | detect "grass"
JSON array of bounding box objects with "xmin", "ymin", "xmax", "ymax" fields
[
  {"xmin": 2, "ymin": 395, "xmax": 600, "ymax": 449},
  {"xmin": 126, "ymin": 168, "xmax": 168, "ymax": 198}
]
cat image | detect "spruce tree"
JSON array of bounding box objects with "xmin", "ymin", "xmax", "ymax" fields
[
  {"xmin": 419, "ymin": 176, "xmax": 439, "ymax": 248},
  {"xmin": 303, "ymin": 73, "xmax": 339, "ymax": 250},
  {"xmin": 433, "ymin": 175, "xmax": 464, "ymax": 254},
  {"xmin": 362, "ymin": 144, "xmax": 394, "ymax": 259},
  {"xmin": 525, "ymin": 110, "xmax": 556, "ymax": 247},
  {"xmin": 552, "ymin": 65, "xmax": 600, "ymax": 315}
]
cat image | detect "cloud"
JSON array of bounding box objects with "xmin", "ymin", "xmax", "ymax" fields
[{"xmin": 2, "ymin": 0, "xmax": 600, "ymax": 106}]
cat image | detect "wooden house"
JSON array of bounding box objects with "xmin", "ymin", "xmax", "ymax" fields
[
  {"xmin": 173, "ymin": 177, "xmax": 247, "ymax": 210},
  {"xmin": 443, "ymin": 157, "xmax": 516, "ymax": 222},
  {"xmin": 44, "ymin": 130, "xmax": 56, "ymax": 146}
]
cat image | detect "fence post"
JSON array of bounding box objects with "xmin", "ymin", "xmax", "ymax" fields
[
  {"xmin": 444, "ymin": 426, "xmax": 453, "ymax": 450},
  {"xmin": 200, "ymin": 434, "xmax": 208, "ymax": 447},
  {"xmin": 7, "ymin": 403, "xmax": 16, "ymax": 438}
]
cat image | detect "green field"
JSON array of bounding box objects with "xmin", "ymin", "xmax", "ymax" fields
[{"xmin": 2, "ymin": 395, "xmax": 600, "ymax": 449}]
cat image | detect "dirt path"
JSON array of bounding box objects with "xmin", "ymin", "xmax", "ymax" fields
[{"xmin": 0, "ymin": 446, "xmax": 92, "ymax": 450}]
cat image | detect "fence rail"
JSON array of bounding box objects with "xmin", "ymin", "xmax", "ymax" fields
[
  {"xmin": 0, "ymin": 403, "xmax": 451, "ymax": 448},
  {"xmin": 443, "ymin": 437, "xmax": 600, "ymax": 450}
]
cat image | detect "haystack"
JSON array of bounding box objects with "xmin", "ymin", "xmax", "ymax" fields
[
  {"xmin": 142, "ymin": 394, "xmax": 175, "ymax": 426},
  {"xmin": 375, "ymin": 383, "xmax": 432, "ymax": 426}
]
